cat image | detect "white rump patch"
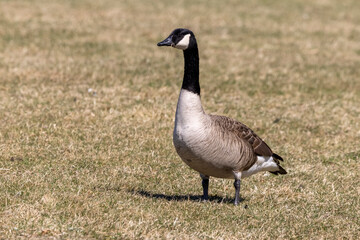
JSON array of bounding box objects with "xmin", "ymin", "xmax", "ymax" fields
[
  {"xmin": 242, "ymin": 156, "xmax": 279, "ymax": 178},
  {"xmin": 174, "ymin": 34, "xmax": 191, "ymax": 50}
]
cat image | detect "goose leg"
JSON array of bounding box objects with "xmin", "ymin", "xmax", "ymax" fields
[
  {"xmin": 233, "ymin": 172, "xmax": 242, "ymax": 206},
  {"xmin": 233, "ymin": 179, "xmax": 241, "ymax": 205},
  {"xmin": 200, "ymin": 174, "xmax": 209, "ymax": 201}
]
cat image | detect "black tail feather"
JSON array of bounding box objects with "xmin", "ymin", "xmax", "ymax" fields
[
  {"xmin": 270, "ymin": 165, "xmax": 287, "ymax": 175},
  {"xmin": 270, "ymin": 154, "xmax": 287, "ymax": 175},
  {"xmin": 272, "ymin": 153, "xmax": 283, "ymax": 161}
]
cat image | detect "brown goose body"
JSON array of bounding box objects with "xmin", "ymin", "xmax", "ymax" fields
[
  {"xmin": 158, "ymin": 28, "xmax": 286, "ymax": 205},
  {"xmin": 173, "ymin": 89, "xmax": 285, "ymax": 180}
]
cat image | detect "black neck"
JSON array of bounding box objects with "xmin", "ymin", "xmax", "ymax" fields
[{"xmin": 182, "ymin": 44, "xmax": 200, "ymax": 95}]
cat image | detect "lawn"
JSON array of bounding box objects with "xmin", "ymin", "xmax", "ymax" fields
[{"xmin": 0, "ymin": 0, "xmax": 360, "ymax": 239}]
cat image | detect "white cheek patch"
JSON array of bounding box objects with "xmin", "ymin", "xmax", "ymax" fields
[{"xmin": 174, "ymin": 34, "xmax": 191, "ymax": 50}]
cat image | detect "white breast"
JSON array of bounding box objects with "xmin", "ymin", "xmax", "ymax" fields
[
  {"xmin": 174, "ymin": 89, "xmax": 204, "ymax": 127},
  {"xmin": 173, "ymin": 89, "xmax": 206, "ymax": 145}
]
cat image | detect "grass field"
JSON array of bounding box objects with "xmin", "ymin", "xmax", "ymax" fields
[{"xmin": 1, "ymin": 0, "xmax": 360, "ymax": 239}]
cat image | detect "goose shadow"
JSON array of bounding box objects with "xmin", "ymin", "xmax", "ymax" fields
[{"xmin": 130, "ymin": 189, "xmax": 244, "ymax": 204}]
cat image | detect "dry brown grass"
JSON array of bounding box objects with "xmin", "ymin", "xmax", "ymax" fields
[{"xmin": 1, "ymin": 0, "xmax": 360, "ymax": 239}]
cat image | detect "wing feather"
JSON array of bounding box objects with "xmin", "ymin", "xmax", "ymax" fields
[{"xmin": 209, "ymin": 115, "xmax": 274, "ymax": 157}]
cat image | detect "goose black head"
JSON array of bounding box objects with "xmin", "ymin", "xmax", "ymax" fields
[{"xmin": 157, "ymin": 28, "xmax": 196, "ymax": 50}]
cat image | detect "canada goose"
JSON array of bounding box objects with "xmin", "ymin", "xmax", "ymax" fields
[{"xmin": 157, "ymin": 28, "xmax": 287, "ymax": 205}]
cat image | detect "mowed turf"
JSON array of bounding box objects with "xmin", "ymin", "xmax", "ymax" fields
[{"xmin": 0, "ymin": 0, "xmax": 360, "ymax": 239}]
